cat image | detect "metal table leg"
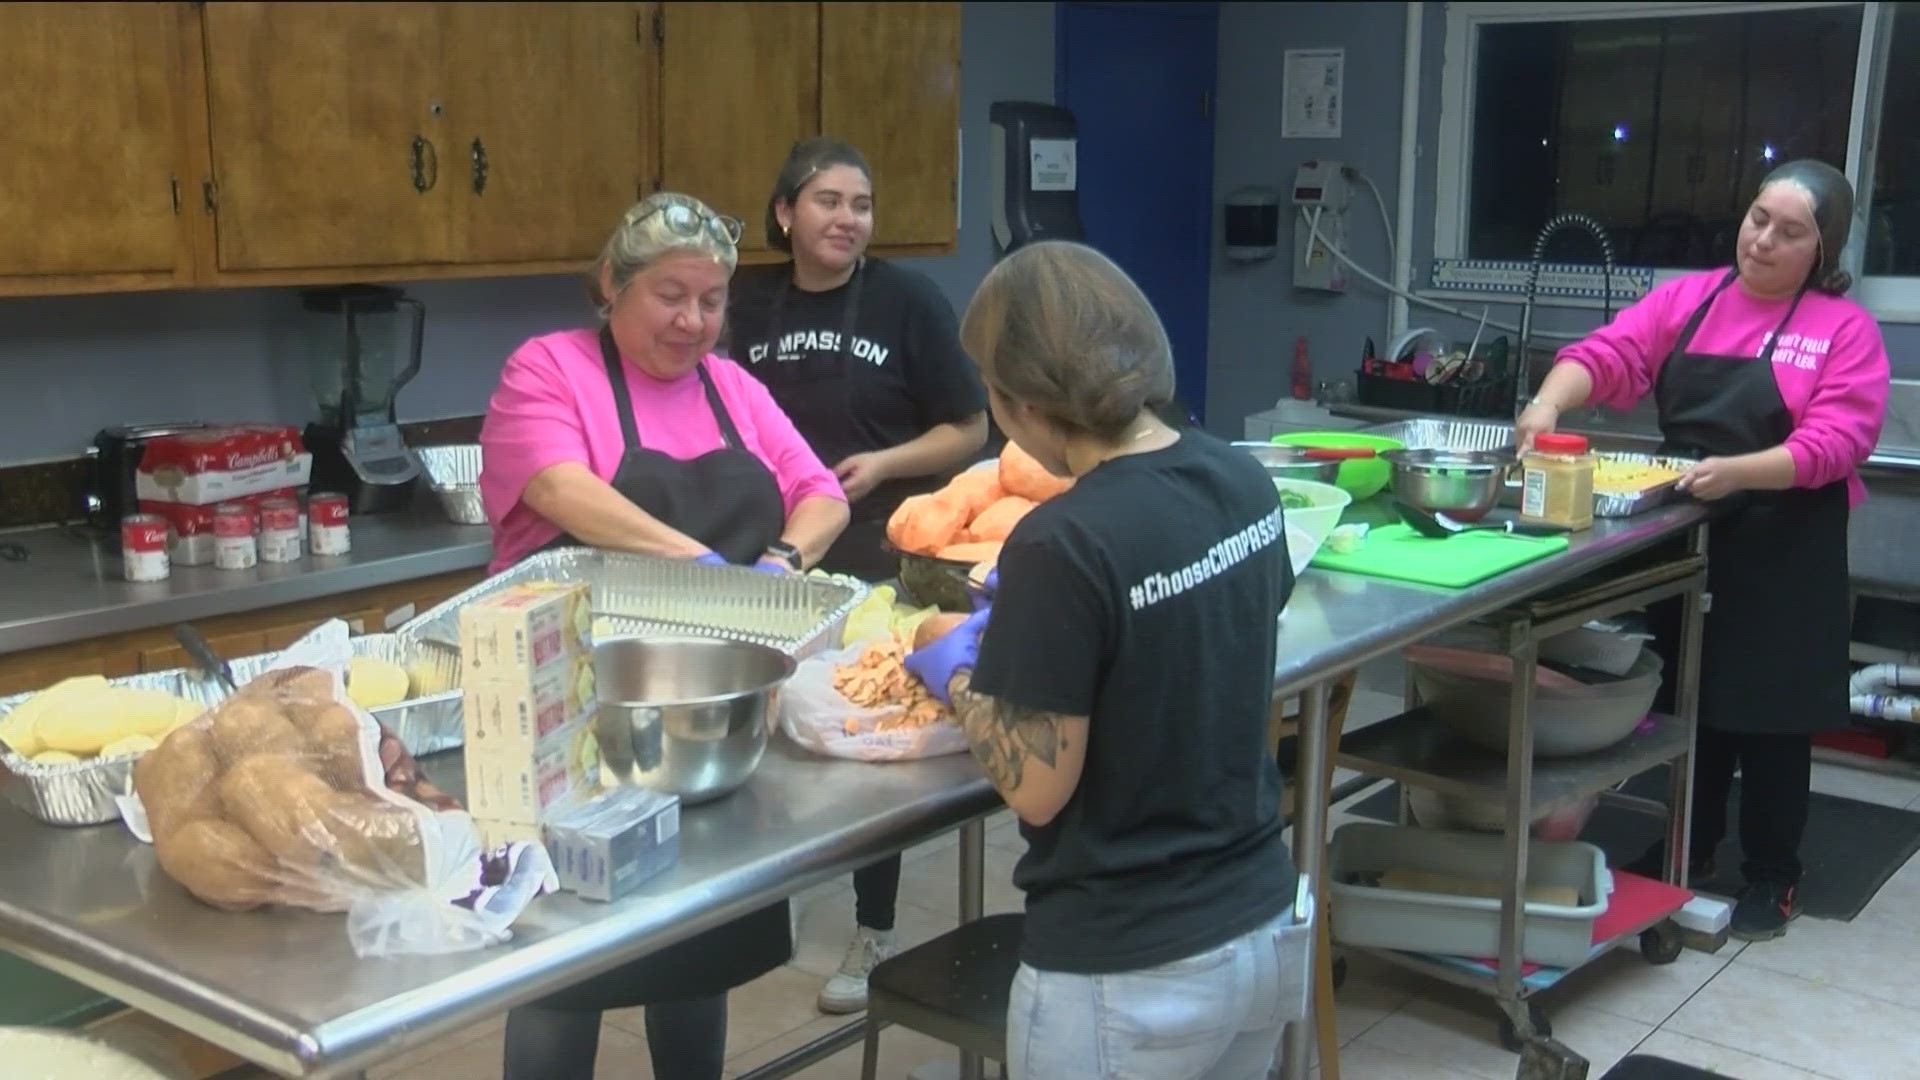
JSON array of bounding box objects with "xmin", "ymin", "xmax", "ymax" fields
[
  {"xmin": 958, "ymin": 818, "xmax": 988, "ymax": 1080},
  {"xmin": 1280, "ymin": 682, "xmax": 1331, "ymax": 1080}
]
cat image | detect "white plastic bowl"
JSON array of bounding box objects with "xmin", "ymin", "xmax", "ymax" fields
[{"xmin": 1273, "ymin": 478, "xmax": 1352, "ymax": 576}]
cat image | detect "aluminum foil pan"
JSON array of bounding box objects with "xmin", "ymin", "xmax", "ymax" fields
[
  {"xmin": 1391, "ymin": 417, "xmax": 1519, "ymax": 453},
  {"xmin": 218, "ymin": 633, "xmax": 466, "ymax": 758},
  {"xmin": 0, "ymin": 669, "xmax": 203, "ymax": 827},
  {"xmin": 401, "ymin": 547, "xmax": 868, "ymax": 661},
  {"xmin": 417, "ymin": 444, "xmax": 487, "ymax": 525},
  {"xmin": 1589, "ymin": 451, "xmax": 1697, "ymax": 518}
]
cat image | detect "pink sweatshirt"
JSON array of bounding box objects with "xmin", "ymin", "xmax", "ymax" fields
[
  {"xmin": 479, "ymin": 329, "xmax": 846, "ymax": 571},
  {"xmin": 1555, "ymin": 269, "xmax": 1889, "ymax": 506}
]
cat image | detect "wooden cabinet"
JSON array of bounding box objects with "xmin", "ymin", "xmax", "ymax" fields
[
  {"xmin": 659, "ymin": 3, "xmax": 819, "ymax": 251},
  {"xmin": 0, "ymin": 1, "xmax": 959, "ymax": 297},
  {"xmin": 0, "ymin": 2, "xmax": 196, "ymax": 297},
  {"xmin": 821, "ymin": 2, "xmax": 961, "ymax": 248}
]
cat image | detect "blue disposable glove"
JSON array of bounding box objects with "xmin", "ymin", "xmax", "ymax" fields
[
  {"xmin": 967, "ymin": 567, "xmax": 999, "ymax": 613},
  {"xmin": 694, "ymin": 552, "xmax": 730, "ymax": 568},
  {"xmin": 903, "ymin": 608, "xmax": 991, "ymax": 706},
  {"xmin": 751, "ymin": 558, "xmax": 790, "ymax": 575}
]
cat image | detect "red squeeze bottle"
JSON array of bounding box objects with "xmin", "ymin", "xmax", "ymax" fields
[{"xmin": 1292, "ymin": 337, "xmax": 1312, "ymax": 401}]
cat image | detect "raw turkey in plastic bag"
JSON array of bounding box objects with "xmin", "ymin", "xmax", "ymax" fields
[
  {"xmin": 779, "ymin": 640, "xmax": 970, "ymax": 762},
  {"xmin": 119, "ymin": 620, "xmax": 556, "ymax": 957}
]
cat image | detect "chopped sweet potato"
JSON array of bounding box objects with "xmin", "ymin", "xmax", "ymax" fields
[
  {"xmin": 967, "ymin": 496, "xmax": 1036, "ymax": 543},
  {"xmin": 998, "ymin": 442, "xmax": 1074, "ymax": 503},
  {"xmin": 912, "ymin": 613, "xmax": 971, "ymax": 651},
  {"xmin": 942, "ymin": 468, "xmax": 1005, "ymax": 518},
  {"xmin": 935, "ymin": 541, "xmax": 1004, "ymax": 565},
  {"xmin": 886, "ymin": 492, "xmax": 970, "ymax": 556},
  {"xmin": 833, "ymin": 633, "xmax": 953, "ymax": 731}
]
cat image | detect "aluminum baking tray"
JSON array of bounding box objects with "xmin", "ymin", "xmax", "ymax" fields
[
  {"xmin": 1390, "ymin": 417, "xmax": 1520, "ymax": 453},
  {"xmin": 401, "ymin": 547, "xmax": 869, "ymax": 660},
  {"xmin": 1588, "ymin": 451, "xmax": 1696, "ymax": 517},
  {"xmin": 1382, "ymin": 419, "xmax": 1694, "ymax": 518},
  {"xmin": 0, "ymin": 670, "xmax": 203, "ymax": 827},
  {"xmin": 220, "ymin": 632, "xmax": 467, "ymax": 758},
  {"xmin": 416, "ymin": 444, "xmax": 487, "ymax": 525}
]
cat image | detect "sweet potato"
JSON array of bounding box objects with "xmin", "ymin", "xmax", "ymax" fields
[
  {"xmin": 887, "ymin": 492, "xmax": 971, "ymax": 556},
  {"xmin": 998, "ymin": 442, "xmax": 1074, "ymax": 503},
  {"xmin": 935, "ymin": 541, "xmax": 1004, "ymax": 565},
  {"xmin": 913, "ymin": 613, "xmax": 971, "ymax": 651},
  {"xmin": 967, "ymin": 496, "xmax": 1036, "ymax": 543},
  {"xmin": 942, "ymin": 468, "xmax": 1005, "ymax": 518}
]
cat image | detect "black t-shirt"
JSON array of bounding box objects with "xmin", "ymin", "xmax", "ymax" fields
[
  {"xmin": 970, "ymin": 430, "xmax": 1298, "ymax": 974},
  {"xmin": 726, "ymin": 259, "xmax": 987, "ymax": 576}
]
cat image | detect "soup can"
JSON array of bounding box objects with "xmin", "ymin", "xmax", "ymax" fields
[
  {"xmin": 121, "ymin": 514, "xmax": 171, "ymax": 582},
  {"xmin": 308, "ymin": 491, "xmax": 351, "ymax": 557},
  {"xmin": 259, "ymin": 497, "xmax": 303, "ymax": 564},
  {"xmin": 212, "ymin": 502, "xmax": 258, "ymax": 571}
]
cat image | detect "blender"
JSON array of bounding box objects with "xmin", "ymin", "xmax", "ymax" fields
[{"xmin": 297, "ymin": 285, "xmax": 426, "ymax": 514}]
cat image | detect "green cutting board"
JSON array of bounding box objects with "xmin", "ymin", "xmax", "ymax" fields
[{"xmin": 1310, "ymin": 523, "xmax": 1569, "ymax": 587}]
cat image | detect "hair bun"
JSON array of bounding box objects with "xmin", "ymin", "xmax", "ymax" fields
[{"xmin": 1816, "ymin": 267, "xmax": 1854, "ymax": 296}]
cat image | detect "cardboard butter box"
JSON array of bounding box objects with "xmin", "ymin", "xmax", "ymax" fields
[
  {"xmin": 462, "ymin": 718, "xmax": 599, "ymax": 826},
  {"xmin": 544, "ymin": 787, "xmax": 681, "ymax": 903},
  {"xmin": 463, "ymin": 654, "xmax": 598, "ymax": 756},
  {"xmin": 458, "ymin": 580, "xmax": 593, "ymax": 683}
]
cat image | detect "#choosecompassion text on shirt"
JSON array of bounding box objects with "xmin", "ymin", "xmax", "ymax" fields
[{"xmin": 1128, "ymin": 508, "xmax": 1285, "ymax": 612}]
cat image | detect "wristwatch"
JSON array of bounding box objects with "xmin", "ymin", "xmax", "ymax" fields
[{"xmin": 763, "ymin": 540, "xmax": 804, "ymax": 571}]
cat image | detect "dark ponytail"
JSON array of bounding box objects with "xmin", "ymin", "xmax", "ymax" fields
[
  {"xmin": 1814, "ymin": 267, "xmax": 1854, "ymax": 296},
  {"xmin": 764, "ymin": 137, "xmax": 872, "ymax": 251}
]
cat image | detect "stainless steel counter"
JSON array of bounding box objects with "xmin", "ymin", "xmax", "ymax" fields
[
  {"xmin": 0, "ymin": 507, "xmax": 493, "ymax": 656},
  {"xmin": 0, "ymin": 743, "xmax": 998, "ymax": 1078}
]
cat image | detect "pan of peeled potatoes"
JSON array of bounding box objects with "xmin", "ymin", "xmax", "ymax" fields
[{"xmin": 885, "ymin": 442, "xmax": 1073, "ymax": 611}]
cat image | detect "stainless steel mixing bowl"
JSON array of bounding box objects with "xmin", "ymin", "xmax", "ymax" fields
[
  {"xmin": 1384, "ymin": 447, "xmax": 1514, "ymax": 523},
  {"xmin": 591, "ymin": 636, "xmax": 797, "ymax": 805},
  {"xmin": 1231, "ymin": 442, "xmax": 1342, "ymax": 484}
]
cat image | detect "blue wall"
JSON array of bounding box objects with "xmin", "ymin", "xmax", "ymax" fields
[{"xmin": 0, "ymin": 2, "xmax": 1055, "ymax": 464}]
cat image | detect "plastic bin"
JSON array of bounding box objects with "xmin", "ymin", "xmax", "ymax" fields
[{"xmin": 1328, "ymin": 822, "xmax": 1610, "ymax": 968}]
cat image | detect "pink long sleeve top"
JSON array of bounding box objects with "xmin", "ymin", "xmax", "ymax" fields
[
  {"xmin": 479, "ymin": 329, "xmax": 846, "ymax": 571},
  {"xmin": 1554, "ymin": 269, "xmax": 1890, "ymax": 506}
]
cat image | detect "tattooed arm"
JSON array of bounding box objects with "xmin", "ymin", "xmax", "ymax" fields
[{"xmin": 948, "ymin": 671, "xmax": 1088, "ymax": 828}]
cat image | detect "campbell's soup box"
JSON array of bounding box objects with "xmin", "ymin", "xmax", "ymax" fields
[
  {"xmin": 457, "ymin": 581, "xmax": 594, "ymax": 684},
  {"xmin": 134, "ymin": 425, "xmax": 313, "ymax": 506}
]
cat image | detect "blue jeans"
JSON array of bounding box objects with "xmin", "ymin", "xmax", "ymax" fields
[{"xmin": 1007, "ymin": 909, "xmax": 1311, "ymax": 1080}]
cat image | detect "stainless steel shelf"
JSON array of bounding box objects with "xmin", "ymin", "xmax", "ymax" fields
[{"xmin": 1336, "ymin": 709, "xmax": 1691, "ymax": 812}]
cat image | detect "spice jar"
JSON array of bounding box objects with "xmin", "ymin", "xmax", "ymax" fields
[{"xmin": 1520, "ymin": 433, "xmax": 1595, "ymax": 532}]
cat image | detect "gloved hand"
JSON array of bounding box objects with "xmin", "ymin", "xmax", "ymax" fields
[
  {"xmin": 903, "ymin": 608, "xmax": 990, "ymax": 706},
  {"xmin": 967, "ymin": 567, "xmax": 999, "ymax": 613},
  {"xmin": 694, "ymin": 552, "xmax": 730, "ymax": 568},
  {"xmin": 751, "ymin": 558, "xmax": 790, "ymax": 575}
]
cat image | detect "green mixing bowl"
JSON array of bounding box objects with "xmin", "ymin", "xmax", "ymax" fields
[{"xmin": 1272, "ymin": 431, "xmax": 1404, "ymax": 501}]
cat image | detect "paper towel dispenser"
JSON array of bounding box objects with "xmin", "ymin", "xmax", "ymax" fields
[{"xmin": 989, "ymin": 101, "xmax": 1086, "ymax": 258}]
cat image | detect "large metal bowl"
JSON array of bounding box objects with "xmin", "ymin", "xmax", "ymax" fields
[
  {"xmin": 1384, "ymin": 447, "xmax": 1514, "ymax": 523},
  {"xmin": 591, "ymin": 636, "xmax": 797, "ymax": 805},
  {"xmin": 1231, "ymin": 442, "xmax": 1341, "ymax": 485}
]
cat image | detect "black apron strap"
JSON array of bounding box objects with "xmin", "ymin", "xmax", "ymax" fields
[
  {"xmin": 1670, "ymin": 268, "xmax": 1740, "ymax": 354},
  {"xmin": 695, "ymin": 363, "xmax": 747, "ymax": 450},
  {"xmin": 765, "ymin": 259, "xmax": 868, "ymax": 371},
  {"xmin": 598, "ymin": 324, "xmax": 645, "ymax": 452}
]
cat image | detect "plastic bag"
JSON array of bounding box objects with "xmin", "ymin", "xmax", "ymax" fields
[
  {"xmin": 118, "ymin": 620, "xmax": 556, "ymax": 957},
  {"xmin": 779, "ymin": 644, "xmax": 970, "ymax": 762}
]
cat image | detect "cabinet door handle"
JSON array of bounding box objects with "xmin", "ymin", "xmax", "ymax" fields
[
  {"xmin": 470, "ymin": 137, "xmax": 489, "ymax": 195},
  {"xmin": 410, "ymin": 135, "xmax": 439, "ymax": 193}
]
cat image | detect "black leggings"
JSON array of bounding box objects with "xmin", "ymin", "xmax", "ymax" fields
[
  {"xmin": 854, "ymin": 853, "xmax": 902, "ymax": 932},
  {"xmin": 1691, "ymin": 725, "xmax": 1813, "ymax": 886},
  {"xmin": 503, "ymin": 994, "xmax": 727, "ymax": 1080}
]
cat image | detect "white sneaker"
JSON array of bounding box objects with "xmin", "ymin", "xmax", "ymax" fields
[{"xmin": 817, "ymin": 926, "xmax": 896, "ymax": 1014}]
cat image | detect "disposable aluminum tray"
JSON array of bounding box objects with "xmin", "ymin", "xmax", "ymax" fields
[
  {"xmin": 416, "ymin": 444, "xmax": 487, "ymax": 525},
  {"xmin": 1393, "ymin": 417, "xmax": 1518, "ymax": 453},
  {"xmin": 402, "ymin": 547, "xmax": 868, "ymax": 660},
  {"xmin": 221, "ymin": 633, "xmax": 467, "ymax": 758},
  {"xmin": 1588, "ymin": 451, "xmax": 1697, "ymax": 517},
  {"xmin": 0, "ymin": 670, "xmax": 202, "ymax": 827},
  {"xmin": 1387, "ymin": 419, "xmax": 1694, "ymax": 518}
]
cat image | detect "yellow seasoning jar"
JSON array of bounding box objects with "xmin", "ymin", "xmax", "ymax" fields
[{"xmin": 1520, "ymin": 433, "xmax": 1595, "ymax": 532}]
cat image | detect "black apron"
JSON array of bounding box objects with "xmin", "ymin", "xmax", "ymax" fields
[
  {"xmin": 1648, "ymin": 269, "xmax": 1851, "ymax": 736},
  {"xmin": 530, "ymin": 326, "xmax": 792, "ymax": 1007},
  {"xmin": 756, "ymin": 262, "xmax": 920, "ymax": 580}
]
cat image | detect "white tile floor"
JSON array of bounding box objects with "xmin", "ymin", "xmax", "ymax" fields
[{"xmin": 371, "ymin": 680, "xmax": 1920, "ymax": 1080}]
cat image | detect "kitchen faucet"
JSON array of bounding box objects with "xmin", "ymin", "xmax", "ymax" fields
[{"xmin": 1515, "ymin": 212, "xmax": 1617, "ymax": 419}]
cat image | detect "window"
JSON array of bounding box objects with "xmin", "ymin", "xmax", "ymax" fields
[{"xmin": 1435, "ymin": 2, "xmax": 1920, "ymax": 320}]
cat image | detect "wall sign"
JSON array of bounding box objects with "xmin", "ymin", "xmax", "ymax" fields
[
  {"xmin": 1029, "ymin": 138, "xmax": 1077, "ymax": 193},
  {"xmin": 1282, "ymin": 48, "xmax": 1344, "ymax": 139}
]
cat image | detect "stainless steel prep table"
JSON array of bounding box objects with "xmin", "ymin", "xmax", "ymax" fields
[
  {"xmin": 0, "ymin": 743, "xmax": 999, "ymax": 1079},
  {"xmin": 0, "ymin": 496, "xmax": 1711, "ymax": 1080},
  {"xmin": 0, "ymin": 506, "xmax": 492, "ymax": 655}
]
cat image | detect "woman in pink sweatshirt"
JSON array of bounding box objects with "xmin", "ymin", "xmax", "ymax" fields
[{"xmin": 1518, "ymin": 160, "xmax": 1889, "ymax": 941}]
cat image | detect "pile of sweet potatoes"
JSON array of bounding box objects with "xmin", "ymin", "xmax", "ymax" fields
[{"xmin": 886, "ymin": 442, "xmax": 1073, "ymax": 563}]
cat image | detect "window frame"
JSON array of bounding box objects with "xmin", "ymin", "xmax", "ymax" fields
[{"xmin": 1431, "ymin": 1, "xmax": 1919, "ymax": 319}]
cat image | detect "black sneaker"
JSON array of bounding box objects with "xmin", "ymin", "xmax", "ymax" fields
[{"xmin": 1729, "ymin": 880, "xmax": 1799, "ymax": 941}]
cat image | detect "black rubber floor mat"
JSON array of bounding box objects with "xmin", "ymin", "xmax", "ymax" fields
[
  {"xmin": 1345, "ymin": 767, "xmax": 1920, "ymax": 921},
  {"xmin": 1601, "ymin": 1054, "xmax": 1734, "ymax": 1079}
]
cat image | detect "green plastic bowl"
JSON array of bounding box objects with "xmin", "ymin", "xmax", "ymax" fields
[{"xmin": 1272, "ymin": 431, "xmax": 1404, "ymax": 501}]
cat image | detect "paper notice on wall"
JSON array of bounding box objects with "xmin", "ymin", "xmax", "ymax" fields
[
  {"xmin": 1282, "ymin": 48, "xmax": 1344, "ymax": 139},
  {"xmin": 1029, "ymin": 138, "xmax": 1077, "ymax": 192}
]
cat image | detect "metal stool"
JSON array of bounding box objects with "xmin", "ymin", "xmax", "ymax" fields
[{"xmin": 859, "ymin": 913, "xmax": 1022, "ymax": 1080}]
